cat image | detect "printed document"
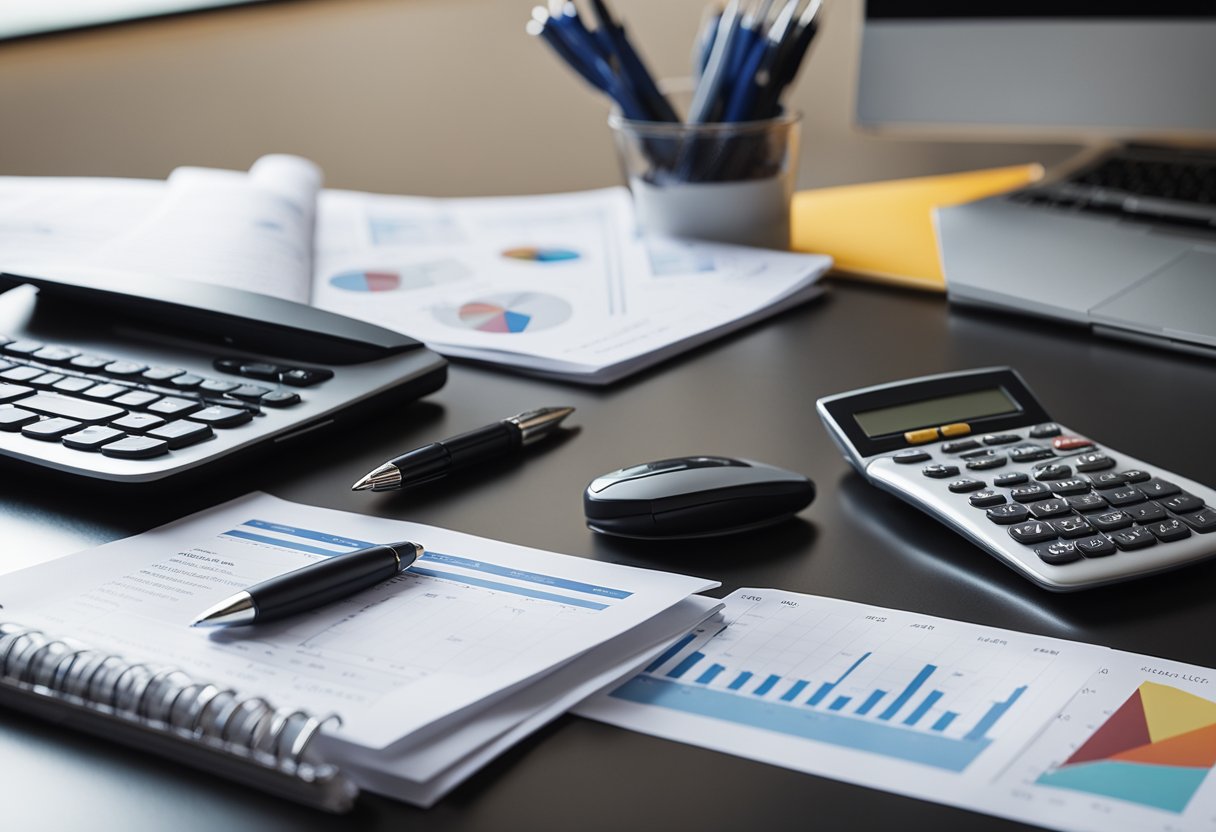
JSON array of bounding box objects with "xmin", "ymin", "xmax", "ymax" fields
[{"xmin": 578, "ymin": 588, "xmax": 1216, "ymax": 832}]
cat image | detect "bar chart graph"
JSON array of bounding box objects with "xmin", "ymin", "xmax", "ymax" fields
[{"xmin": 609, "ymin": 591, "xmax": 1062, "ymax": 773}]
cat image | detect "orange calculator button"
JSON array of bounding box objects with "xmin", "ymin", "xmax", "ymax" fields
[
  {"xmin": 940, "ymin": 423, "xmax": 971, "ymax": 437},
  {"xmin": 904, "ymin": 428, "xmax": 940, "ymax": 444}
]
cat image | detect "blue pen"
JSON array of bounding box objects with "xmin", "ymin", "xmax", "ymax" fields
[
  {"xmin": 528, "ymin": 13, "xmax": 608, "ymax": 93},
  {"xmin": 583, "ymin": 0, "xmax": 678, "ymax": 123},
  {"xmin": 755, "ymin": 0, "xmax": 823, "ymax": 118},
  {"xmin": 546, "ymin": 8, "xmax": 650, "ymax": 120},
  {"xmin": 688, "ymin": 0, "xmax": 743, "ymax": 123},
  {"xmin": 693, "ymin": 5, "xmax": 723, "ymax": 80}
]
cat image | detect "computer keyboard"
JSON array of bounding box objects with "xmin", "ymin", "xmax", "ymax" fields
[
  {"xmin": 0, "ymin": 268, "xmax": 448, "ymax": 484},
  {"xmin": 0, "ymin": 338, "xmax": 326, "ymax": 459},
  {"xmin": 1009, "ymin": 147, "xmax": 1216, "ymax": 232}
]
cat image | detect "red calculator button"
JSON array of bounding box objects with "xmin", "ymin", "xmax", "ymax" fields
[{"xmin": 1052, "ymin": 436, "xmax": 1094, "ymax": 451}]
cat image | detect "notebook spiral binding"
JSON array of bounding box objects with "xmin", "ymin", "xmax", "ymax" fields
[{"xmin": 0, "ymin": 622, "xmax": 358, "ymax": 812}]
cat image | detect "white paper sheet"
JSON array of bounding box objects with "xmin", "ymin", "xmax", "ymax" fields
[
  {"xmin": 577, "ymin": 588, "xmax": 1216, "ymax": 832},
  {"xmin": 0, "ymin": 493, "xmax": 716, "ymax": 750}
]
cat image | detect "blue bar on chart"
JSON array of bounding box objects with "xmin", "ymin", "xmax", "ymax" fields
[
  {"xmin": 667, "ymin": 652, "xmax": 705, "ymax": 680},
  {"xmin": 806, "ymin": 652, "xmax": 872, "ymax": 706},
  {"xmin": 779, "ymin": 680, "xmax": 810, "ymax": 702},
  {"xmin": 856, "ymin": 689, "xmax": 887, "ymax": 715},
  {"xmin": 878, "ymin": 664, "xmax": 937, "ymax": 721},
  {"xmin": 645, "ymin": 633, "xmax": 696, "ymax": 673},
  {"xmin": 964, "ymin": 685, "xmax": 1027, "ymax": 741},
  {"xmin": 753, "ymin": 674, "xmax": 781, "ymax": 696},
  {"xmin": 931, "ymin": 711, "xmax": 958, "ymax": 732},
  {"xmin": 695, "ymin": 664, "xmax": 727, "ymax": 685},
  {"xmin": 903, "ymin": 690, "xmax": 944, "ymax": 726},
  {"xmin": 727, "ymin": 671, "xmax": 753, "ymax": 691},
  {"xmin": 828, "ymin": 696, "xmax": 851, "ymax": 711}
]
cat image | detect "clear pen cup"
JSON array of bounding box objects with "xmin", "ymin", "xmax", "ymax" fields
[{"xmin": 608, "ymin": 109, "xmax": 801, "ymax": 250}]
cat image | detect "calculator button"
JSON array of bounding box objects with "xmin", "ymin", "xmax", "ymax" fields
[
  {"xmin": 1029, "ymin": 423, "xmax": 1061, "ymax": 438},
  {"xmin": 1074, "ymin": 535, "xmax": 1117, "ymax": 558},
  {"xmin": 1050, "ymin": 478, "xmax": 1091, "ymax": 496},
  {"xmin": 69, "ymin": 354, "xmax": 111, "ymax": 370},
  {"xmin": 2, "ymin": 339, "xmax": 43, "ymax": 356},
  {"xmin": 1161, "ymin": 493, "xmax": 1204, "ymax": 514},
  {"xmin": 169, "ymin": 374, "xmax": 205, "ymax": 389},
  {"xmin": 1010, "ymin": 484, "xmax": 1052, "ymax": 503},
  {"xmin": 948, "ymin": 478, "xmax": 985, "ymax": 493},
  {"xmin": 1090, "ymin": 510, "xmax": 1134, "ymax": 532},
  {"xmin": 1146, "ymin": 518, "xmax": 1191, "ymax": 542},
  {"xmin": 230, "ymin": 384, "xmax": 272, "ymax": 402},
  {"xmin": 905, "ymin": 428, "xmax": 940, "ymax": 444},
  {"xmin": 982, "ymin": 433, "xmax": 1021, "ymax": 445},
  {"xmin": 941, "ymin": 439, "xmax": 980, "ymax": 453},
  {"xmin": 1075, "ymin": 453, "xmax": 1115, "ymax": 472},
  {"xmin": 20, "ymin": 392, "xmax": 124, "ymax": 424},
  {"xmin": 986, "ymin": 504, "xmax": 1030, "ymax": 525},
  {"xmin": 30, "ymin": 345, "xmax": 78, "ymax": 364},
  {"xmin": 0, "ymin": 382, "xmax": 33, "ymax": 403},
  {"xmin": 83, "ymin": 383, "xmax": 127, "ymax": 401},
  {"xmin": 1066, "ymin": 493, "xmax": 1109, "ymax": 513},
  {"xmin": 1032, "ymin": 463, "xmax": 1072, "ymax": 481},
  {"xmin": 893, "ymin": 449, "xmax": 931, "ymax": 464},
  {"xmin": 1127, "ymin": 502, "xmax": 1167, "ymax": 523},
  {"xmin": 993, "ymin": 472, "xmax": 1029, "ymax": 487},
  {"xmin": 1009, "ymin": 444, "xmax": 1055, "ymax": 463},
  {"xmin": 199, "ymin": 378, "xmax": 240, "ymax": 394},
  {"xmin": 1028, "ymin": 499, "xmax": 1070, "ymax": 518},
  {"xmin": 1105, "ymin": 487, "xmax": 1147, "ymax": 507},
  {"xmin": 1035, "ymin": 541, "xmax": 1081, "ymax": 565},
  {"xmin": 1119, "ymin": 469, "xmax": 1151, "ymax": 484},
  {"xmin": 1009, "ymin": 521, "xmax": 1057, "ymax": 544},
  {"xmin": 103, "ymin": 360, "xmax": 147, "ymax": 378},
  {"xmin": 1089, "ymin": 472, "xmax": 1127, "ymax": 490},
  {"xmin": 939, "ymin": 423, "xmax": 971, "ymax": 437},
  {"xmin": 1140, "ymin": 479, "xmax": 1181, "ymax": 499},
  {"xmin": 1053, "ymin": 516, "xmax": 1096, "ymax": 538},
  {"xmin": 922, "ymin": 464, "xmax": 959, "ymax": 479},
  {"xmin": 29, "ymin": 373, "xmax": 65, "ymax": 390},
  {"xmin": 1110, "ymin": 527, "xmax": 1157, "ymax": 551},
  {"xmin": 966, "ymin": 456, "xmax": 1008, "ymax": 471},
  {"xmin": 52, "ymin": 377, "xmax": 94, "ymax": 394},
  {"xmin": 1052, "ymin": 436, "xmax": 1094, "ymax": 452},
  {"xmin": 961, "ymin": 448, "xmax": 1000, "ymax": 460},
  {"xmin": 0, "ymin": 366, "xmax": 43, "ymax": 383},
  {"xmin": 1178, "ymin": 508, "xmax": 1216, "ymax": 533},
  {"xmin": 968, "ymin": 489, "xmax": 1006, "ymax": 508}
]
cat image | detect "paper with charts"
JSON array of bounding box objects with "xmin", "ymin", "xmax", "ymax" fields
[
  {"xmin": 577, "ymin": 588, "xmax": 1216, "ymax": 832},
  {"xmin": 0, "ymin": 155, "xmax": 830, "ymax": 384},
  {"xmin": 0, "ymin": 493, "xmax": 715, "ymax": 753}
]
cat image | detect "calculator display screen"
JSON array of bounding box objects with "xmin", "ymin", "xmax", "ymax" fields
[{"xmin": 853, "ymin": 388, "xmax": 1020, "ymax": 437}]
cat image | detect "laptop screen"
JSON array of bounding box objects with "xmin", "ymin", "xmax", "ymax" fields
[{"xmin": 857, "ymin": 2, "xmax": 1216, "ymax": 140}]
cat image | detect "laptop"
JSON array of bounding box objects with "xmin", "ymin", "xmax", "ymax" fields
[{"xmin": 857, "ymin": 2, "xmax": 1216, "ymax": 357}]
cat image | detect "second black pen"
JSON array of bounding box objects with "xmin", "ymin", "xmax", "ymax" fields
[{"xmin": 351, "ymin": 406, "xmax": 576, "ymax": 493}]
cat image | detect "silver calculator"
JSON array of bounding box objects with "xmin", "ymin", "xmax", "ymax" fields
[{"xmin": 817, "ymin": 367, "xmax": 1216, "ymax": 591}]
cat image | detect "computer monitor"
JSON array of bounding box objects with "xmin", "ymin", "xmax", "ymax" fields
[{"xmin": 857, "ymin": 2, "xmax": 1216, "ymax": 142}]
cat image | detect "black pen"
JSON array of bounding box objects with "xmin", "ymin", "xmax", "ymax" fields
[
  {"xmin": 351, "ymin": 406, "xmax": 575, "ymax": 493},
  {"xmin": 190, "ymin": 541, "xmax": 423, "ymax": 627}
]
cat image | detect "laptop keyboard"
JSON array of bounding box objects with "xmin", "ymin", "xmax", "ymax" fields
[
  {"xmin": 0, "ymin": 336, "xmax": 331, "ymax": 461},
  {"xmin": 1010, "ymin": 148, "xmax": 1216, "ymax": 232}
]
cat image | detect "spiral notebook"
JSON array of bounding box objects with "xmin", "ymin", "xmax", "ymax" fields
[{"xmin": 0, "ymin": 493, "xmax": 719, "ymax": 811}]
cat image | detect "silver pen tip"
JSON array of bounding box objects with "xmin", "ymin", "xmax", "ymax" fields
[
  {"xmin": 191, "ymin": 591, "xmax": 257, "ymax": 628},
  {"xmin": 351, "ymin": 463, "xmax": 403, "ymax": 492}
]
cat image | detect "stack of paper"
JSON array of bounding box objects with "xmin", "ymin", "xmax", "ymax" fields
[
  {"xmin": 0, "ymin": 493, "xmax": 720, "ymax": 807},
  {"xmin": 0, "ymin": 155, "xmax": 831, "ymax": 385}
]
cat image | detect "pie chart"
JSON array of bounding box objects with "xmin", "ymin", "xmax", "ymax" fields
[
  {"xmin": 437, "ymin": 292, "xmax": 571, "ymax": 334},
  {"xmin": 502, "ymin": 246, "xmax": 581, "ymax": 263},
  {"xmin": 329, "ymin": 270, "xmax": 400, "ymax": 292}
]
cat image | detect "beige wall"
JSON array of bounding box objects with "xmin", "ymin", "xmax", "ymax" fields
[{"xmin": 0, "ymin": 0, "xmax": 1078, "ymax": 195}]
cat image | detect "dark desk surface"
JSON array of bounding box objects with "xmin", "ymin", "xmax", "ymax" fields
[{"xmin": 4, "ymin": 279, "xmax": 1215, "ymax": 831}]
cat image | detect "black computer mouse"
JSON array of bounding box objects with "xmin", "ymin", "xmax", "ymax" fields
[{"xmin": 583, "ymin": 456, "xmax": 815, "ymax": 539}]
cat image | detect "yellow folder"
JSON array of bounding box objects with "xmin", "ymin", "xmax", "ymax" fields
[{"xmin": 790, "ymin": 164, "xmax": 1043, "ymax": 291}]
